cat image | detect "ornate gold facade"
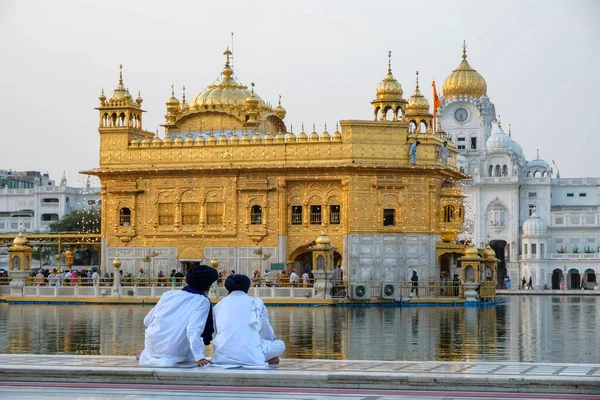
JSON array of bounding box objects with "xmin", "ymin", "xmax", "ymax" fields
[{"xmin": 86, "ymin": 49, "xmax": 467, "ymax": 278}]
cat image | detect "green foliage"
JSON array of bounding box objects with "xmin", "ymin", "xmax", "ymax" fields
[{"xmin": 49, "ymin": 209, "xmax": 101, "ymax": 233}]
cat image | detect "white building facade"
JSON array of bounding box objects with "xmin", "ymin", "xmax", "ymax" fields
[
  {"xmin": 438, "ymin": 45, "xmax": 599, "ymax": 290},
  {"xmin": 0, "ymin": 170, "xmax": 101, "ymax": 233}
]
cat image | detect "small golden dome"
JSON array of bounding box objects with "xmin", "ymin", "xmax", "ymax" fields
[
  {"xmin": 484, "ymin": 244, "xmax": 496, "ymax": 260},
  {"xmin": 109, "ymin": 65, "xmax": 133, "ymax": 102},
  {"xmin": 152, "ymin": 135, "xmax": 163, "ymax": 146},
  {"xmin": 406, "ymin": 72, "xmax": 431, "ymax": 115},
  {"xmin": 264, "ymin": 132, "xmax": 274, "ymax": 143},
  {"xmin": 443, "ymin": 42, "xmax": 487, "ymax": 99},
  {"xmin": 274, "ymin": 95, "xmax": 286, "ymax": 119},
  {"xmin": 99, "ymin": 89, "xmax": 106, "ymax": 104},
  {"xmin": 210, "ymin": 253, "xmax": 219, "ymax": 269},
  {"xmin": 218, "ymin": 133, "xmax": 228, "ymax": 144},
  {"xmin": 12, "ymin": 229, "xmax": 28, "ymax": 247},
  {"xmin": 162, "ymin": 135, "xmax": 173, "ymax": 147},
  {"xmin": 332, "ymin": 123, "xmax": 341, "ymax": 141},
  {"xmin": 297, "ymin": 124, "xmax": 308, "ymax": 142},
  {"xmin": 285, "ymin": 127, "xmax": 296, "ymax": 142},
  {"xmin": 374, "ymin": 52, "xmax": 403, "ymax": 101},
  {"xmin": 309, "ymin": 123, "xmax": 319, "ymax": 141},
  {"xmin": 240, "ymin": 131, "xmax": 251, "ymax": 144},
  {"xmin": 315, "ymin": 231, "xmax": 331, "ymax": 245},
  {"xmin": 275, "ymin": 130, "xmax": 285, "ymax": 142},
  {"xmin": 141, "ymin": 137, "xmax": 152, "ymax": 147},
  {"xmin": 207, "ymin": 132, "xmax": 217, "ymax": 145},
  {"xmin": 166, "ymin": 85, "xmax": 180, "ymax": 110},
  {"xmin": 136, "ymin": 90, "xmax": 143, "ymax": 105},
  {"xmin": 245, "ymin": 84, "xmax": 260, "ymax": 109},
  {"xmin": 230, "ymin": 132, "xmax": 240, "ymax": 144},
  {"xmin": 173, "ymin": 135, "xmax": 184, "ymax": 146},
  {"xmin": 251, "ymin": 131, "xmax": 262, "ymax": 143},
  {"xmin": 185, "ymin": 134, "xmax": 195, "ymax": 146},
  {"xmin": 320, "ymin": 124, "xmax": 331, "ymax": 141},
  {"xmin": 195, "ymin": 135, "xmax": 206, "ymax": 146},
  {"xmin": 130, "ymin": 137, "xmax": 141, "ymax": 147},
  {"xmin": 465, "ymin": 245, "xmax": 478, "ymax": 255}
]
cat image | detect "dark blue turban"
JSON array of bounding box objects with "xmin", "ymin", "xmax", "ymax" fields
[
  {"xmin": 186, "ymin": 265, "xmax": 218, "ymax": 291},
  {"xmin": 225, "ymin": 274, "xmax": 251, "ymax": 293}
]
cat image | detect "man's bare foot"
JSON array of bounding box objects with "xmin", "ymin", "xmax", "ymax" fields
[
  {"xmin": 267, "ymin": 357, "xmax": 280, "ymax": 364},
  {"xmin": 136, "ymin": 350, "xmax": 143, "ymax": 361}
]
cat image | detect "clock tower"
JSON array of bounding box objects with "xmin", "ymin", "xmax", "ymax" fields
[{"xmin": 439, "ymin": 42, "xmax": 496, "ymax": 176}]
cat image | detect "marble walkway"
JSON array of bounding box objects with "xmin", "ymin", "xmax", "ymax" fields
[{"xmin": 0, "ymin": 354, "xmax": 598, "ymax": 397}]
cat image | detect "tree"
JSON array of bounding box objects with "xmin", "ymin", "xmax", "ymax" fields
[{"xmin": 49, "ymin": 209, "xmax": 101, "ymax": 233}]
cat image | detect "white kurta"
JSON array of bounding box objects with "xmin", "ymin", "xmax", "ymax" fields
[
  {"xmin": 138, "ymin": 290, "xmax": 210, "ymax": 367},
  {"xmin": 211, "ymin": 291, "xmax": 284, "ymax": 367}
]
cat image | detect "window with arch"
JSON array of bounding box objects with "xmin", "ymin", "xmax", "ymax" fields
[
  {"xmin": 12, "ymin": 256, "xmax": 20, "ymax": 269},
  {"xmin": 419, "ymin": 121, "xmax": 427, "ymax": 133},
  {"xmin": 470, "ymin": 136, "xmax": 477, "ymax": 150},
  {"xmin": 495, "ymin": 165, "xmax": 501, "ymax": 177},
  {"xmin": 526, "ymin": 171, "xmax": 532, "ymax": 177},
  {"xmin": 119, "ymin": 207, "xmax": 131, "ymax": 226},
  {"xmin": 383, "ymin": 208, "xmax": 395, "ymax": 226},
  {"xmin": 458, "ymin": 206, "xmax": 463, "ymax": 221},
  {"xmin": 502, "ymin": 165, "xmax": 508, "ymax": 176},
  {"xmin": 488, "ymin": 165, "xmax": 494, "ymax": 177},
  {"xmin": 409, "ymin": 121, "xmax": 417, "ymax": 133},
  {"xmin": 181, "ymin": 201, "xmax": 200, "ymax": 225},
  {"xmin": 488, "ymin": 203, "xmax": 506, "ymax": 227},
  {"xmin": 443, "ymin": 205, "xmax": 455, "ymax": 223},
  {"xmin": 457, "ymin": 135, "xmax": 465, "ymax": 150},
  {"xmin": 158, "ymin": 203, "xmax": 174, "ymax": 226},
  {"xmin": 250, "ymin": 205, "xmax": 262, "ymax": 225}
]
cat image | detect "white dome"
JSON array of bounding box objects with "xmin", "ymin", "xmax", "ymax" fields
[
  {"xmin": 486, "ymin": 124, "xmax": 513, "ymax": 153},
  {"xmin": 526, "ymin": 156, "xmax": 550, "ymax": 170},
  {"xmin": 511, "ymin": 140, "xmax": 524, "ymax": 158},
  {"xmin": 522, "ymin": 213, "xmax": 547, "ymax": 236}
]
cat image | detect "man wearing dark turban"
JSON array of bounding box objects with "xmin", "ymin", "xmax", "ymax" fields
[
  {"xmin": 211, "ymin": 274, "xmax": 286, "ymax": 367},
  {"xmin": 138, "ymin": 265, "xmax": 218, "ymax": 367}
]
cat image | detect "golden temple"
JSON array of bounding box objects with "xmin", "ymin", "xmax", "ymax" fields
[{"xmin": 86, "ymin": 47, "xmax": 473, "ymax": 284}]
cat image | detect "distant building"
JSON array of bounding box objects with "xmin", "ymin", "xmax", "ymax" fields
[
  {"xmin": 0, "ymin": 170, "xmax": 101, "ymax": 233},
  {"xmin": 438, "ymin": 43, "xmax": 599, "ymax": 290}
]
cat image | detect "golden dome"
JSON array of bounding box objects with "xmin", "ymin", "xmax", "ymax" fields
[
  {"xmin": 166, "ymin": 85, "xmax": 180, "ymax": 110},
  {"xmin": 240, "ymin": 131, "xmax": 251, "ymax": 144},
  {"xmin": 110, "ymin": 65, "xmax": 133, "ymax": 102},
  {"xmin": 185, "ymin": 134, "xmax": 195, "ymax": 146},
  {"xmin": 162, "ymin": 135, "xmax": 173, "ymax": 147},
  {"xmin": 99, "ymin": 89, "xmax": 106, "ymax": 104},
  {"xmin": 285, "ymin": 127, "xmax": 296, "ymax": 142},
  {"xmin": 210, "ymin": 253, "xmax": 219, "ymax": 268},
  {"xmin": 374, "ymin": 52, "xmax": 403, "ymax": 101},
  {"xmin": 309, "ymin": 123, "xmax": 320, "ymax": 141},
  {"xmin": 113, "ymin": 253, "xmax": 121, "ymax": 269},
  {"xmin": 207, "ymin": 132, "xmax": 217, "ymax": 145},
  {"xmin": 173, "ymin": 135, "xmax": 184, "ymax": 146},
  {"xmin": 484, "ymin": 244, "xmax": 496, "ymax": 260},
  {"xmin": 218, "ymin": 133, "xmax": 228, "ymax": 145},
  {"xmin": 320, "ymin": 124, "xmax": 331, "ymax": 141},
  {"xmin": 315, "ymin": 231, "xmax": 331, "ymax": 246},
  {"xmin": 275, "ymin": 130, "xmax": 285, "ymax": 143},
  {"xmin": 297, "ymin": 125, "xmax": 308, "ymax": 142},
  {"xmin": 251, "ymin": 131, "xmax": 262, "ymax": 143},
  {"xmin": 130, "ymin": 137, "xmax": 141, "ymax": 147},
  {"xmin": 12, "ymin": 228, "xmax": 28, "ymax": 247},
  {"xmin": 406, "ymin": 72, "xmax": 431, "ymax": 115},
  {"xmin": 332, "ymin": 123, "xmax": 341, "ymax": 141},
  {"xmin": 443, "ymin": 42, "xmax": 487, "ymax": 99},
  {"xmin": 141, "ymin": 137, "xmax": 152, "ymax": 147},
  {"xmin": 274, "ymin": 95, "xmax": 286, "ymax": 119},
  {"xmin": 189, "ymin": 48, "xmax": 268, "ymax": 111},
  {"xmin": 230, "ymin": 132, "xmax": 240, "ymax": 144},
  {"xmin": 195, "ymin": 135, "xmax": 205, "ymax": 146},
  {"xmin": 136, "ymin": 90, "xmax": 143, "ymax": 106},
  {"xmin": 152, "ymin": 134, "xmax": 163, "ymax": 146},
  {"xmin": 264, "ymin": 132, "xmax": 274, "ymax": 143}
]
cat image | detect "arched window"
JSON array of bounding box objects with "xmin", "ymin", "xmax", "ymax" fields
[
  {"xmin": 534, "ymin": 170, "xmax": 540, "ymax": 177},
  {"xmin": 12, "ymin": 256, "xmax": 20, "ymax": 269},
  {"xmin": 419, "ymin": 121, "xmax": 427, "ymax": 133},
  {"xmin": 119, "ymin": 208, "xmax": 131, "ymax": 226},
  {"xmin": 250, "ymin": 205, "xmax": 262, "ymax": 225},
  {"xmin": 409, "ymin": 121, "xmax": 417, "ymax": 133},
  {"xmin": 488, "ymin": 165, "xmax": 494, "ymax": 177},
  {"xmin": 181, "ymin": 202, "xmax": 200, "ymax": 225},
  {"xmin": 502, "ymin": 165, "xmax": 508, "ymax": 176},
  {"xmin": 444, "ymin": 205, "xmax": 454, "ymax": 223},
  {"xmin": 488, "ymin": 203, "xmax": 507, "ymax": 227},
  {"xmin": 527, "ymin": 171, "xmax": 532, "ymax": 177},
  {"xmin": 495, "ymin": 165, "xmax": 501, "ymax": 176}
]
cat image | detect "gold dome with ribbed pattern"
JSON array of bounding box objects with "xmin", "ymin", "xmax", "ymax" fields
[{"xmin": 442, "ymin": 42, "xmax": 487, "ymax": 99}]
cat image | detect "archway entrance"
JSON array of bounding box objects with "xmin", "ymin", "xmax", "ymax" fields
[
  {"xmin": 290, "ymin": 251, "xmax": 342, "ymax": 275},
  {"xmin": 583, "ymin": 268, "xmax": 596, "ymax": 290},
  {"xmin": 551, "ymin": 268, "xmax": 563, "ymax": 290},
  {"xmin": 490, "ymin": 240, "xmax": 507, "ymax": 288},
  {"xmin": 567, "ymin": 268, "xmax": 580, "ymax": 289}
]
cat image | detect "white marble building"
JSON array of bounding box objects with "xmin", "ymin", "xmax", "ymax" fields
[
  {"xmin": 438, "ymin": 46, "xmax": 599, "ymax": 290},
  {"xmin": 0, "ymin": 170, "xmax": 101, "ymax": 233}
]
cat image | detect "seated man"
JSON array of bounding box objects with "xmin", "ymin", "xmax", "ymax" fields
[
  {"xmin": 138, "ymin": 265, "xmax": 218, "ymax": 367},
  {"xmin": 211, "ymin": 274, "xmax": 285, "ymax": 366}
]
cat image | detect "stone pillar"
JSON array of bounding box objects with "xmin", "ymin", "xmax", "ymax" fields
[
  {"xmin": 8, "ymin": 271, "xmax": 29, "ymax": 297},
  {"xmin": 112, "ymin": 254, "xmax": 122, "ymax": 298},
  {"xmin": 313, "ymin": 269, "xmax": 334, "ymax": 299},
  {"xmin": 464, "ymin": 282, "xmax": 479, "ymax": 303}
]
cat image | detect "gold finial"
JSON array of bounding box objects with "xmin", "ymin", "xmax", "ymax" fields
[
  {"xmin": 508, "ymin": 123, "xmax": 512, "ymax": 137},
  {"xmin": 462, "ymin": 40, "xmax": 467, "ymax": 60},
  {"xmin": 336, "ymin": 122, "xmax": 339, "ymax": 132},
  {"xmin": 119, "ymin": 64, "xmax": 123, "ymax": 85},
  {"xmin": 387, "ymin": 50, "xmax": 392, "ymax": 73},
  {"xmin": 497, "ymin": 115, "xmax": 502, "ymax": 128},
  {"xmin": 290, "ymin": 124, "xmax": 293, "ymax": 133},
  {"xmin": 19, "ymin": 220, "xmax": 23, "ymax": 233},
  {"xmin": 312, "ymin": 122, "xmax": 316, "ymax": 132},
  {"xmin": 250, "ymin": 82, "xmax": 255, "ymax": 94},
  {"xmin": 171, "ymin": 85, "xmax": 175, "ymax": 97},
  {"xmin": 156, "ymin": 128, "xmax": 158, "ymax": 137},
  {"xmin": 138, "ymin": 90, "xmax": 141, "ymax": 97},
  {"xmin": 415, "ymin": 71, "xmax": 419, "ymax": 90},
  {"xmin": 301, "ymin": 122, "xmax": 305, "ymax": 132},
  {"xmin": 324, "ymin": 122, "xmax": 327, "ymax": 131},
  {"xmin": 113, "ymin": 252, "xmax": 121, "ymax": 269},
  {"xmin": 537, "ymin": 149, "xmax": 540, "ymax": 159},
  {"xmin": 182, "ymin": 86, "xmax": 186, "ymax": 101},
  {"xmin": 101, "ymin": 88, "xmax": 105, "ymax": 96},
  {"xmin": 224, "ymin": 47, "xmax": 232, "ymax": 66},
  {"xmin": 278, "ymin": 94, "xmax": 282, "ymax": 106}
]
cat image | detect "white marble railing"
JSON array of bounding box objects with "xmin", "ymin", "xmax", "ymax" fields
[
  {"xmin": 474, "ymin": 176, "xmax": 519, "ymax": 184},
  {"xmin": 552, "ymin": 178, "xmax": 600, "ymax": 186}
]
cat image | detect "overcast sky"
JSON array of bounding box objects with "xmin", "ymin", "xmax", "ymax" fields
[{"xmin": 0, "ymin": 0, "xmax": 598, "ymax": 186}]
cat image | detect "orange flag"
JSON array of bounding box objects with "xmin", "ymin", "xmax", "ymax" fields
[{"xmin": 432, "ymin": 80, "xmax": 440, "ymax": 133}]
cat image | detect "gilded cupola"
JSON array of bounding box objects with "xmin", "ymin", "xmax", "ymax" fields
[
  {"xmin": 109, "ymin": 65, "xmax": 134, "ymax": 103},
  {"xmin": 442, "ymin": 41, "xmax": 487, "ymax": 99},
  {"xmin": 406, "ymin": 71, "xmax": 431, "ymax": 115},
  {"xmin": 371, "ymin": 51, "xmax": 407, "ymax": 121},
  {"xmin": 274, "ymin": 95, "xmax": 286, "ymax": 119}
]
